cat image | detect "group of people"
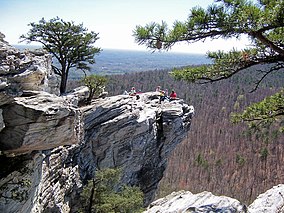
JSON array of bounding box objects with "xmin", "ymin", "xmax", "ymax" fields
[
  {"xmin": 155, "ymin": 86, "xmax": 177, "ymax": 102},
  {"xmin": 123, "ymin": 86, "xmax": 178, "ymax": 102}
]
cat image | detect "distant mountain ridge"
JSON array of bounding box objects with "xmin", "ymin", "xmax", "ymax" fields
[
  {"xmin": 14, "ymin": 45, "xmax": 211, "ymax": 77},
  {"xmin": 89, "ymin": 49, "xmax": 211, "ymax": 75}
]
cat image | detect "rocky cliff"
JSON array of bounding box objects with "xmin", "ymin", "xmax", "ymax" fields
[
  {"xmin": 0, "ymin": 36, "xmax": 193, "ymax": 212},
  {"xmin": 1, "ymin": 34, "xmax": 283, "ymax": 213}
]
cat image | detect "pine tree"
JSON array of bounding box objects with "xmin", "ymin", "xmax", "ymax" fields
[
  {"xmin": 133, "ymin": 0, "xmax": 284, "ymax": 131},
  {"xmin": 21, "ymin": 17, "xmax": 101, "ymax": 94},
  {"xmin": 80, "ymin": 168, "xmax": 144, "ymax": 213},
  {"xmin": 82, "ymin": 74, "xmax": 108, "ymax": 104}
]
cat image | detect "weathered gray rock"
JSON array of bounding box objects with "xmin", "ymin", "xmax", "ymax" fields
[
  {"xmin": 0, "ymin": 91, "xmax": 193, "ymax": 212},
  {"xmin": 145, "ymin": 190, "xmax": 246, "ymax": 213},
  {"xmin": 145, "ymin": 184, "xmax": 284, "ymax": 213},
  {"xmin": 65, "ymin": 86, "xmax": 90, "ymax": 106},
  {"xmin": 0, "ymin": 78, "xmax": 13, "ymax": 106},
  {"xmin": 79, "ymin": 93, "xmax": 193, "ymax": 205},
  {"xmin": 0, "ymin": 146, "xmax": 81, "ymax": 213},
  {"xmin": 0, "ymin": 91, "xmax": 81, "ymax": 155},
  {"xmin": 0, "ymin": 38, "xmax": 60, "ymax": 96},
  {"xmin": 0, "ymin": 109, "xmax": 4, "ymax": 132},
  {"xmin": 248, "ymin": 184, "xmax": 284, "ymax": 212}
]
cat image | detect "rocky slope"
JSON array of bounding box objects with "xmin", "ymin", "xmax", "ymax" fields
[{"xmin": 0, "ymin": 35, "xmax": 193, "ymax": 212}]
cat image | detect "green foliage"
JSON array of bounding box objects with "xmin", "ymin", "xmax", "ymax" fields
[
  {"xmin": 260, "ymin": 147, "xmax": 269, "ymax": 161},
  {"xmin": 195, "ymin": 153, "xmax": 209, "ymax": 169},
  {"xmin": 231, "ymin": 90, "xmax": 284, "ymax": 131},
  {"xmin": 236, "ymin": 154, "xmax": 246, "ymax": 166},
  {"xmin": 80, "ymin": 168, "xmax": 144, "ymax": 213},
  {"xmin": 82, "ymin": 74, "xmax": 108, "ymax": 104},
  {"xmin": 215, "ymin": 159, "xmax": 223, "ymax": 167},
  {"xmin": 20, "ymin": 17, "xmax": 101, "ymax": 94},
  {"xmin": 133, "ymin": 0, "xmax": 284, "ymax": 131}
]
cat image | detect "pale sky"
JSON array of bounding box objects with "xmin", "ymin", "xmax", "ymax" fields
[{"xmin": 0, "ymin": 0, "xmax": 250, "ymax": 54}]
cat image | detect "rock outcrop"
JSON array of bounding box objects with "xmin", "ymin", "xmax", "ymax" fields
[
  {"xmin": 145, "ymin": 190, "xmax": 246, "ymax": 213},
  {"xmin": 79, "ymin": 94, "xmax": 193, "ymax": 206},
  {"xmin": 0, "ymin": 91, "xmax": 81, "ymax": 154},
  {"xmin": 248, "ymin": 184, "xmax": 284, "ymax": 212},
  {"xmin": 145, "ymin": 184, "xmax": 284, "ymax": 213},
  {"xmin": 0, "ymin": 91, "xmax": 193, "ymax": 212},
  {"xmin": 0, "ymin": 34, "xmax": 59, "ymax": 98},
  {"xmin": 0, "ymin": 34, "xmax": 193, "ymax": 212}
]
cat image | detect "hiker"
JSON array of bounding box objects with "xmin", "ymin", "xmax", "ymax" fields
[
  {"xmin": 156, "ymin": 86, "xmax": 161, "ymax": 92},
  {"xmin": 156, "ymin": 86, "xmax": 168, "ymax": 103},
  {"xmin": 159, "ymin": 89, "xmax": 166, "ymax": 103},
  {"xmin": 129, "ymin": 87, "xmax": 136, "ymax": 96},
  {"xmin": 169, "ymin": 90, "xmax": 177, "ymax": 101},
  {"xmin": 165, "ymin": 89, "xmax": 168, "ymax": 97}
]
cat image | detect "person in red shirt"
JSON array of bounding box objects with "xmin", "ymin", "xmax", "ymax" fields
[{"xmin": 170, "ymin": 90, "xmax": 177, "ymax": 101}]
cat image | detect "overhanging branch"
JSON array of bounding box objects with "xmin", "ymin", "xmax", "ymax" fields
[
  {"xmin": 251, "ymin": 62, "xmax": 284, "ymax": 92},
  {"xmin": 251, "ymin": 31, "xmax": 284, "ymax": 56}
]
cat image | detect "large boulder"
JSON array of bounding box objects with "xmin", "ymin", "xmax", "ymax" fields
[
  {"xmin": 0, "ymin": 91, "xmax": 81, "ymax": 155},
  {"xmin": 144, "ymin": 190, "xmax": 246, "ymax": 213}
]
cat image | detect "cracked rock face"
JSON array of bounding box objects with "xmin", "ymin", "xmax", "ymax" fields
[
  {"xmin": 0, "ymin": 146, "xmax": 81, "ymax": 213},
  {"xmin": 79, "ymin": 93, "xmax": 193, "ymax": 206},
  {"xmin": 0, "ymin": 36, "xmax": 60, "ymax": 98},
  {"xmin": 0, "ymin": 91, "xmax": 193, "ymax": 212},
  {"xmin": 0, "ymin": 91, "xmax": 81, "ymax": 154},
  {"xmin": 0, "ymin": 109, "xmax": 4, "ymax": 132}
]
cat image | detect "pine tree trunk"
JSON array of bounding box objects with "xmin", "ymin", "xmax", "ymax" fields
[
  {"xmin": 88, "ymin": 179, "xmax": 96, "ymax": 213},
  {"xmin": 60, "ymin": 72, "xmax": 68, "ymax": 95}
]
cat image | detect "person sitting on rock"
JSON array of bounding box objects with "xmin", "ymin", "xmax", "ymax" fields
[
  {"xmin": 165, "ymin": 89, "xmax": 168, "ymax": 97},
  {"xmin": 156, "ymin": 86, "xmax": 168, "ymax": 103},
  {"xmin": 159, "ymin": 90, "xmax": 166, "ymax": 103},
  {"xmin": 156, "ymin": 86, "xmax": 161, "ymax": 92},
  {"xmin": 170, "ymin": 90, "xmax": 177, "ymax": 101},
  {"xmin": 129, "ymin": 87, "xmax": 136, "ymax": 96}
]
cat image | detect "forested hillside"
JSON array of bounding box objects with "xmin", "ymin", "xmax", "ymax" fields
[{"xmin": 104, "ymin": 65, "xmax": 284, "ymax": 205}]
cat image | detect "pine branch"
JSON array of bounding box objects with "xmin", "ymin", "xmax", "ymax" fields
[{"xmin": 251, "ymin": 63, "xmax": 284, "ymax": 92}]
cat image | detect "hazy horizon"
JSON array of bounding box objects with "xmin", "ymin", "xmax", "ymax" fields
[{"xmin": 1, "ymin": 0, "xmax": 250, "ymax": 54}]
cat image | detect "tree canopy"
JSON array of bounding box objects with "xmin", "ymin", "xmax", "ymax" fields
[
  {"xmin": 80, "ymin": 168, "xmax": 144, "ymax": 213},
  {"xmin": 133, "ymin": 0, "xmax": 284, "ymax": 131},
  {"xmin": 82, "ymin": 74, "xmax": 108, "ymax": 104},
  {"xmin": 20, "ymin": 17, "xmax": 101, "ymax": 94}
]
